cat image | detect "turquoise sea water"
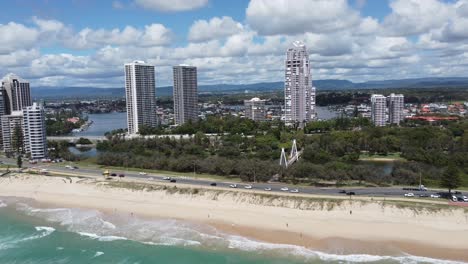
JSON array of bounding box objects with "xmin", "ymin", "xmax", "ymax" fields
[{"xmin": 0, "ymin": 197, "xmax": 463, "ymax": 264}]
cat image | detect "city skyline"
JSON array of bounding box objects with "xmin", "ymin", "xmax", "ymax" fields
[{"xmin": 1, "ymin": 0, "xmax": 468, "ymax": 88}]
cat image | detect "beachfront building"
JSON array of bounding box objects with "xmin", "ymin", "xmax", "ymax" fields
[
  {"xmin": 173, "ymin": 65, "xmax": 198, "ymax": 125},
  {"xmin": 124, "ymin": 61, "xmax": 158, "ymax": 134},
  {"xmin": 388, "ymin": 93, "xmax": 405, "ymax": 125},
  {"xmin": 23, "ymin": 103, "xmax": 47, "ymax": 160},
  {"xmin": 1, "ymin": 111, "xmax": 23, "ymax": 154},
  {"xmin": 1, "ymin": 73, "xmax": 32, "ymax": 114},
  {"xmin": 371, "ymin": 94, "xmax": 387, "ymax": 126},
  {"xmin": 284, "ymin": 41, "xmax": 316, "ymax": 127},
  {"xmin": 244, "ymin": 97, "xmax": 266, "ymax": 121}
]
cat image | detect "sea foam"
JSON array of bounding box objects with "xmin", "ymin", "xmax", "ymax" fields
[{"xmin": 12, "ymin": 201, "xmax": 467, "ymax": 264}]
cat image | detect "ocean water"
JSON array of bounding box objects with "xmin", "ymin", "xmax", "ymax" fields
[{"xmin": 0, "ymin": 197, "xmax": 463, "ymax": 264}]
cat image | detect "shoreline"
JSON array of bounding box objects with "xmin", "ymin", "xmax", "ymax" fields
[{"xmin": 1, "ymin": 174, "xmax": 468, "ymax": 262}]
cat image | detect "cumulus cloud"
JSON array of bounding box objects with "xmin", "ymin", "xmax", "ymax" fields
[
  {"xmin": 134, "ymin": 0, "xmax": 208, "ymax": 12},
  {"xmin": 246, "ymin": 0, "xmax": 361, "ymax": 35},
  {"xmin": 4, "ymin": 0, "xmax": 468, "ymax": 88},
  {"xmin": 383, "ymin": 0, "xmax": 452, "ymax": 36},
  {"xmin": 0, "ymin": 22, "xmax": 39, "ymax": 54},
  {"xmin": 188, "ymin": 16, "xmax": 243, "ymax": 42}
]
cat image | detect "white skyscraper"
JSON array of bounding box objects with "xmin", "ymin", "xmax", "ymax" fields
[
  {"xmin": 371, "ymin": 94, "xmax": 387, "ymax": 127},
  {"xmin": 173, "ymin": 65, "xmax": 198, "ymax": 125},
  {"xmin": 388, "ymin": 93, "xmax": 404, "ymax": 125},
  {"xmin": 23, "ymin": 103, "xmax": 47, "ymax": 160},
  {"xmin": 1, "ymin": 73, "xmax": 32, "ymax": 113},
  {"xmin": 124, "ymin": 61, "xmax": 158, "ymax": 134},
  {"xmin": 284, "ymin": 41, "xmax": 315, "ymax": 126}
]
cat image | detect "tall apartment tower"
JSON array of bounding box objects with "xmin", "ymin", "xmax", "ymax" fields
[
  {"xmin": 388, "ymin": 93, "xmax": 404, "ymax": 125},
  {"xmin": 1, "ymin": 73, "xmax": 32, "ymax": 114},
  {"xmin": 1, "ymin": 111, "xmax": 23, "ymax": 154},
  {"xmin": 23, "ymin": 103, "xmax": 48, "ymax": 160},
  {"xmin": 371, "ymin": 94, "xmax": 387, "ymax": 127},
  {"xmin": 244, "ymin": 97, "xmax": 266, "ymax": 121},
  {"xmin": 124, "ymin": 61, "xmax": 157, "ymax": 134},
  {"xmin": 284, "ymin": 41, "xmax": 316, "ymax": 127},
  {"xmin": 173, "ymin": 65, "xmax": 198, "ymax": 125}
]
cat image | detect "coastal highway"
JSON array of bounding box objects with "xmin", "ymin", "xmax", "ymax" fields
[{"xmin": 0, "ymin": 157, "xmax": 454, "ymax": 199}]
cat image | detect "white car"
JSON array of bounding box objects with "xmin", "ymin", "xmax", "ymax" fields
[
  {"xmin": 280, "ymin": 187, "xmax": 289, "ymax": 191},
  {"xmin": 430, "ymin": 194, "xmax": 440, "ymax": 198},
  {"xmin": 65, "ymin": 165, "xmax": 74, "ymax": 170},
  {"xmin": 139, "ymin": 172, "xmax": 147, "ymax": 175},
  {"xmin": 229, "ymin": 184, "xmax": 237, "ymax": 188},
  {"xmin": 264, "ymin": 187, "xmax": 272, "ymax": 191},
  {"xmin": 163, "ymin": 177, "xmax": 171, "ymax": 180},
  {"xmin": 462, "ymin": 196, "xmax": 468, "ymax": 202},
  {"xmin": 404, "ymin": 193, "xmax": 414, "ymax": 197},
  {"xmin": 290, "ymin": 189, "xmax": 299, "ymax": 193},
  {"xmin": 452, "ymin": 195, "xmax": 458, "ymax": 202},
  {"xmin": 244, "ymin": 185, "xmax": 253, "ymax": 189}
]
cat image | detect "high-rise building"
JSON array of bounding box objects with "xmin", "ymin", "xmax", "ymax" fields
[
  {"xmin": 371, "ymin": 94, "xmax": 387, "ymax": 127},
  {"xmin": 124, "ymin": 61, "xmax": 158, "ymax": 134},
  {"xmin": 173, "ymin": 65, "xmax": 198, "ymax": 125},
  {"xmin": 244, "ymin": 97, "xmax": 266, "ymax": 121},
  {"xmin": 23, "ymin": 103, "xmax": 47, "ymax": 160},
  {"xmin": 388, "ymin": 93, "xmax": 404, "ymax": 125},
  {"xmin": 1, "ymin": 73, "xmax": 32, "ymax": 113},
  {"xmin": 284, "ymin": 41, "xmax": 316, "ymax": 126},
  {"xmin": 1, "ymin": 111, "xmax": 23, "ymax": 154}
]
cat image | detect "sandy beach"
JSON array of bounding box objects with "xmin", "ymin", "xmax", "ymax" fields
[{"xmin": 1, "ymin": 174, "xmax": 467, "ymax": 262}]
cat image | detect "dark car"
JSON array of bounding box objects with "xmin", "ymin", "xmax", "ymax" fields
[
  {"xmin": 346, "ymin": 192, "xmax": 356, "ymax": 195},
  {"xmin": 111, "ymin": 173, "xmax": 117, "ymax": 177},
  {"xmin": 119, "ymin": 174, "xmax": 125, "ymax": 178},
  {"xmin": 419, "ymin": 194, "xmax": 429, "ymax": 198},
  {"xmin": 339, "ymin": 190, "xmax": 346, "ymax": 194},
  {"xmin": 210, "ymin": 182, "xmax": 217, "ymax": 186},
  {"xmin": 170, "ymin": 179, "xmax": 176, "ymax": 183}
]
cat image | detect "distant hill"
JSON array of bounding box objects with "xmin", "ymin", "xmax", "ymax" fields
[{"xmin": 31, "ymin": 77, "xmax": 468, "ymax": 99}]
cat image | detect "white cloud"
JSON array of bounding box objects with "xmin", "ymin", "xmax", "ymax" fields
[
  {"xmin": 134, "ymin": 0, "xmax": 208, "ymax": 12},
  {"xmin": 0, "ymin": 22, "xmax": 39, "ymax": 54},
  {"xmin": 383, "ymin": 0, "xmax": 452, "ymax": 36},
  {"xmin": 188, "ymin": 16, "xmax": 243, "ymax": 42},
  {"xmin": 246, "ymin": 0, "xmax": 361, "ymax": 35}
]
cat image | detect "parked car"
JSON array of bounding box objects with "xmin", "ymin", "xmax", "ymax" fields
[
  {"xmin": 430, "ymin": 194, "xmax": 440, "ymax": 198},
  {"xmin": 210, "ymin": 182, "xmax": 217, "ymax": 186},
  {"xmin": 346, "ymin": 192, "xmax": 356, "ymax": 196},
  {"xmin": 404, "ymin": 193, "xmax": 414, "ymax": 197},
  {"xmin": 163, "ymin": 177, "xmax": 171, "ymax": 180},
  {"xmin": 290, "ymin": 189, "xmax": 299, "ymax": 193},
  {"xmin": 139, "ymin": 172, "xmax": 147, "ymax": 175},
  {"xmin": 264, "ymin": 187, "xmax": 272, "ymax": 191},
  {"xmin": 452, "ymin": 195, "xmax": 458, "ymax": 202},
  {"xmin": 229, "ymin": 184, "xmax": 237, "ymax": 188},
  {"xmin": 118, "ymin": 174, "xmax": 125, "ymax": 178},
  {"xmin": 419, "ymin": 194, "xmax": 429, "ymax": 198},
  {"xmin": 170, "ymin": 179, "xmax": 176, "ymax": 183},
  {"xmin": 244, "ymin": 185, "xmax": 253, "ymax": 189},
  {"xmin": 280, "ymin": 187, "xmax": 289, "ymax": 191},
  {"xmin": 111, "ymin": 173, "xmax": 117, "ymax": 177},
  {"xmin": 462, "ymin": 196, "xmax": 468, "ymax": 202}
]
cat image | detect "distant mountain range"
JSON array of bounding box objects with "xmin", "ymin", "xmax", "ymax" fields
[{"xmin": 31, "ymin": 77, "xmax": 468, "ymax": 99}]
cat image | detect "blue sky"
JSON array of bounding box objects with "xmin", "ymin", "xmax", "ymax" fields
[{"xmin": 1, "ymin": 0, "xmax": 467, "ymax": 87}]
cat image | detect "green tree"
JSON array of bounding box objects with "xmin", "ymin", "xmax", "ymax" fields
[
  {"xmin": 440, "ymin": 163, "xmax": 462, "ymax": 193},
  {"xmin": 12, "ymin": 124, "xmax": 24, "ymax": 154},
  {"xmin": 17, "ymin": 155, "xmax": 22, "ymax": 168}
]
